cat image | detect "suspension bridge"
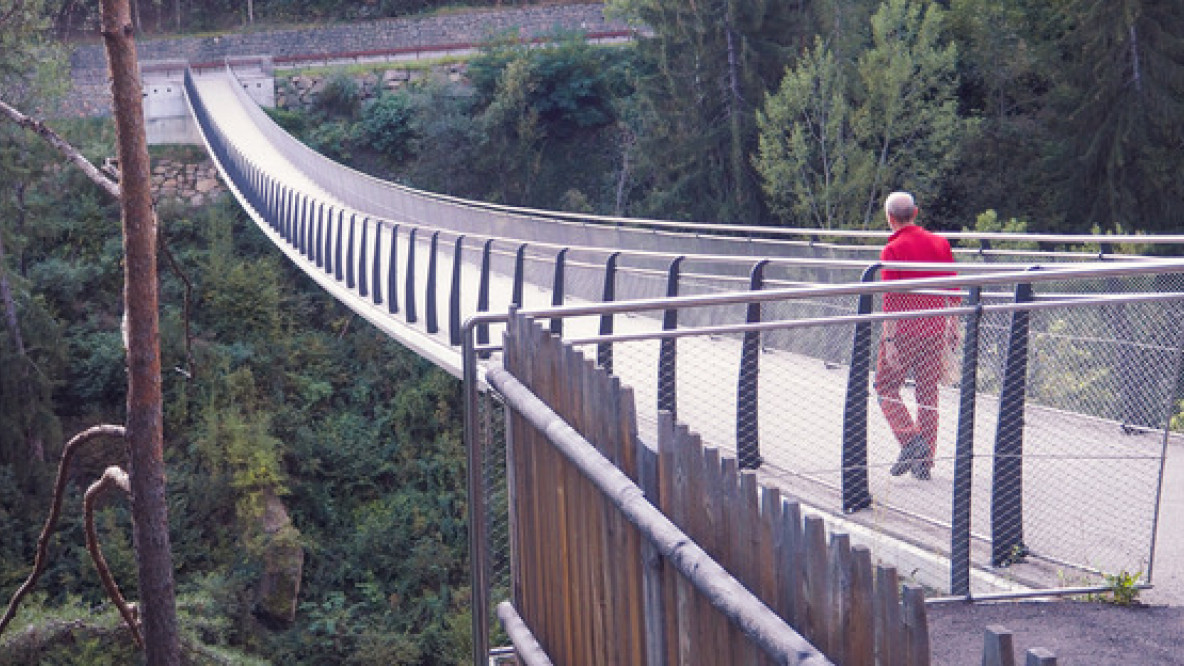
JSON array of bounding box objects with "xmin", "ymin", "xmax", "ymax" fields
[{"xmin": 181, "ymin": 63, "xmax": 1184, "ymax": 664}]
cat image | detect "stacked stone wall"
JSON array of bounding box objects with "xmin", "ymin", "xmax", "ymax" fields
[{"xmin": 151, "ymin": 158, "xmax": 226, "ymax": 206}]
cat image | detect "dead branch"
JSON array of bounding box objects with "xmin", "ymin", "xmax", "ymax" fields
[
  {"xmin": 0, "ymin": 97, "xmax": 121, "ymax": 201},
  {"xmin": 84, "ymin": 466, "xmax": 143, "ymax": 648},
  {"xmin": 0, "ymin": 424, "xmax": 126, "ymax": 637}
]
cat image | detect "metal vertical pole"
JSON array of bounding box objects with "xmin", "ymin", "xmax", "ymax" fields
[
  {"xmin": 598, "ymin": 252, "xmax": 620, "ymax": 373},
  {"xmin": 334, "ymin": 209, "xmax": 344, "ymax": 281},
  {"xmin": 841, "ymin": 264, "xmax": 881, "ymax": 513},
  {"xmin": 426, "ymin": 231, "xmax": 439, "ymax": 334},
  {"xmin": 345, "ymin": 214, "xmax": 356, "ymax": 289},
  {"xmin": 951, "ymin": 287, "xmax": 982, "ymax": 596},
  {"xmin": 358, "ymin": 218, "xmax": 370, "ymax": 298},
  {"xmin": 477, "ymin": 239, "xmax": 493, "ymax": 348},
  {"xmin": 462, "ymin": 321, "xmax": 489, "ymax": 666},
  {"xmin": 450, "ymin": 235, "xmax": 465, "ymax": 346},
  {"xmin": 737, "ymin": 260, "xmax": 769, "ymax": 470},
  {"xmin": 658, "ymin": 257, "xmax": 683, "ymax": 418},
  {"xmin": 550, "ymin": 248, "xmax": 567, "ymax": 335},
  {"xmin": 323, "ymin": 206, "xmax": 334, "ymax": 276},
  {"xmin": 401, "ymin": 226, "xmax": 414, "ymax": 320},
  {"xmin": 511, "ymin": 244, "xmax": 526, "ymax": 309},
  {"xmin": 372, "ymin": 222, "xmax": 384, "ymax": 305},
  {"xmin": 991, "ymin": 281, "xmax": 1034, "ymax": 567}
]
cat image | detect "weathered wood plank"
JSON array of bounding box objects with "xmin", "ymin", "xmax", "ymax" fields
[
  {"xmin": 827, "ymin": 533, "xmax": 851, "ymax": 665},
  {"xmin": 982, "ymin": 625, "xmax": 1016, "ymax": 666},
  {"xmin": 1025, "ymin": 647, "xmax": 1056, "ymax": 665},
  {"xmin": 803, "ymin": 514, "xmax": 829, "ymax": 650},
  {"xmin": 902, "ymin": 584, "xmax": 930, "ymax": 666},
  {"xmin": 875, "ymin": 565, "xmax": 903, "ymax": 666},
  {"xmin": 847, "ymin": 545, "xmax": 875, "ymax": 666}
]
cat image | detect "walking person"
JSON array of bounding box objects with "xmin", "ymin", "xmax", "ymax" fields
[{"xmin": 875, "ymin": 191, "xmax": 959, "ymax": 480}]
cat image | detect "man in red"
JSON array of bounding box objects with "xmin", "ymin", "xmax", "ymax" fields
[{"xmin": 876, "ymin": 191, "xmax": 958, "ymax": 480}]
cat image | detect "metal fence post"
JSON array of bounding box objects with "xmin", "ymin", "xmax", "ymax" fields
[
  {"xmin": 427, "ymin": 231, "xmax": 440, "ymax": 334},
  {"xmin": 346, "ymin": 214, "xmax": 356, "ymax": 289},
  {"xmin": 737, "ymin": 259, "xmax": 769, "ymax": 470},
  {"xmin": 511, "ymin": 244, "xmax": 526, "ymax": 309},
  {"xmin": 841, "ymin": 264, "xmax": 880, "ymax": 513},
  {"xmin": 323, "ymin": 205, "xmax": 334, "ymax": 276},
  {"xmin": 658, "ymin": 257, "xmax": 684, "ymax": 418},
  {"xmin": 358, "ymin": 217, "xmax": 370, "ymax": 298},
  {"xmin": 314, "ymin": 202, "xmax": 324, "ymax": 267},
  {"xmin": 450, "ymin": 235, "xmax": 465, "ymax": 346},
  {"xmin": 404, "ymin": 227, "xmax": 417, "ymax": 321},
  {"xmin": 550, "ymin": 248, "xmax": 567, "ymax": 336},
  {"xmin": 951, "ymin": 287, "xmax": 982, "ymax": 596},
  {"xmin": 461, "ymin": 321, "xmax": 489, "ymax": 666},
  {"xmin": 477, "ymin": 239, "xmax": 493, "ymax": 348},
  {"xmin": 334, "ymin": 209, "xmax": 344, "ymax": 281},
  {"xmin": 991, "ymin": 280, "xmax": 1035, "ymax": 567},
  {"xmin": 372, "ymin": 222, "xmax": 384, "ymax": 305},
  {"xmin": 598, "ymin": 252, "xmax": 620, "ymax": 373}
]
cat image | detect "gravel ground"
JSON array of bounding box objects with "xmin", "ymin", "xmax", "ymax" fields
[{"xmin": 927, "ymin": 601, "xmax": 1184, "ymax": 665}]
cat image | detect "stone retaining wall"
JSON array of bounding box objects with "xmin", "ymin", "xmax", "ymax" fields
[{"xmin": 152, "ymin": 158, "xmax": 226, "ymax": 206}]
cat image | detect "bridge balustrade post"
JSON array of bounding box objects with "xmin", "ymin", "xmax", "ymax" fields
[
  {"xmin": 550, "ymin": 248, "xmax": 568, "ymax": 335},
  {"xmin": 299, "ymin": 194, "xmax": 310, "ymax": 255},
  {"xmin": 314, "ymin": 203, "xmax": 325, "ymax": 268},
  {"xmin": 511, "ymin": 244, "xmax": 526, "ymax": 309},
  {"xmin": 404, "ymin": 227, "xmax": 417, "ymax": 321},
  {"xmin": 346, "ymin": 214, "xmax": 357, "ymax": 289},
  {"xmin": 991, "ymin": 280, "xmax": 1035, "ymax": 567},
  {"xmin": 386, "ymin": 223, "xmax": 399, "ymax": 312},
  {"xmin": 449, "ymin": 235, "xmax": 464, "ymax": 346},
  {"xmin": 323, "ymin": 206, "xmax": 334, "ymax": 276},
  {"xmin": 841, "ymin": 264, "xmax": 881, "ymax": 513},
  {"xmin": 372, "ymin": 221, "xmax": 385, "ymax": 305},
  {"xmin": 737, "ymin": 259, "xmax": 769, "ymax": 470},
  {"xmin": 476, "ymin": 240, "xmax": 493, "ymax": 349},
  {"xmin": 598, "ymin": 252, "xmax": 620, "ymax": 373},
  {"xmin": 358, "ymin": 217, "xmax": 370, "ymax": 298},
  {"xmin": 334, "ymin": 209, "xmax": 344, "ymax": 282},
  {"xmin": 426, "ymin": 231, "xmax": 440, "ymax": 334},
  {"xmin": 658, "ymin": 256, "xmax": 683, "ymax": 419},
  {"xmin": 951, "ymin": 286, "xmax": 982, "ymax": 596}
]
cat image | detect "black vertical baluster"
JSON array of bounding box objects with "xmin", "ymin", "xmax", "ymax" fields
[
  {"xmin": 358, "ymin": 217, "xmax": 370, "ymax": 297},
  {"xmin": 951, "ymin": 287, "xmax": 982, "ymax": 596},
  {"xmin": 346, "ymin": 214, "xmax": 357, "ymax": 289},
  {"xmin": 737, "ymin": 259, "xmax": 768, "ymax": 470},
  {"xmin": 426, "ymin": 231, "xmax": 440, "ymax": 334},
  {"xmin": 403, "ymin": 227, "xmax": 416, "ymax": 321},
  {"xmin": 322, "ymin": 206, "xmax": 334, "ymax": 275},
  {"xmin": 334, "ymin": 209, "xmax": 344, "ymax": 281},
  {"xmin": 371, "ymin": 222, "xmax": 383, "ymax": 305},
  {"xmin": 658, "ymin": 257, "xmax": 683, "ymax": 418},
  {"xmin": 841, "ymin": 264, "xmax": 881, "ymax": 513},
  {"xmin": 477, "ymin": 239, "xmax": 493, "ymax": 348},
  {"xmin": 550, "ymin": 248, "xmax": 568, "ymax": 335},
  {"xmin": 511, "ymin": 244, "xmax": 526, "ymax": 308},
  {"xmin": 598, "ymin": 252, "xmax": 620, "ymax": 372},
  {"xmin": 449, "ymin": 235, "xmax": 464, "ymax": 346},
  {"xmin": 991, "ymin": 279, "xmax": 1035, "ymax": 567}
]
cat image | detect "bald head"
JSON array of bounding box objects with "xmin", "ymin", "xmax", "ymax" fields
[{"xmin": 884, "ymin": 191, "xmax": 918, "ymax": 228}]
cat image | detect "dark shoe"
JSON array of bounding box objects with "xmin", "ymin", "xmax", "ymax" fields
[
  {"xmin": 912, "ymin": 461, "xmax": 932, "ymax": 480},
  {"xmin": 890, "ymin": 436, "xmax": 925, "ymax": 476}
]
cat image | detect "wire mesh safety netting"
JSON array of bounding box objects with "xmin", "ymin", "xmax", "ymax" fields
[{"xmin": 471, "ymin": 269, "xmax": 1184, "ymax": 602}]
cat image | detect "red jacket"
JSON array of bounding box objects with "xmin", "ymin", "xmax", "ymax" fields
[{"xmin": 880, "ymin": 225, "xmax": 956, "ymax": 338}]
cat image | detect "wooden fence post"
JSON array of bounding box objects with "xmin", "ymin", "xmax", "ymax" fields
[
  {"xmin": 982, "ymin": 625, "xmax": 1016, "ymax": 666},
  {"xmin": 875, "ymin": 565, "xmax": 903, "ymax": 666},
  {"xmin": 803, "ymin": 515, "xmax": 829, "ymax": 649},
  {"xmin": 848, "ymin": 546, "xmax": 875, "ymax": 665},
  {"xmin": 902, "ymin": 584, "xmax": 930, "ymax": 666}
]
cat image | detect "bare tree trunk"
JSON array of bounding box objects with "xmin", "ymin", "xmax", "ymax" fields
[{"xmin": 97, "ymin": 0, "xmax": 180, "ymax": 662}]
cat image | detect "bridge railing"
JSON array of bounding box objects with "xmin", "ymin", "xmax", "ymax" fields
[{"xmin": 462, "ymin": 260, "xmax": 1183, "ymax": 658}]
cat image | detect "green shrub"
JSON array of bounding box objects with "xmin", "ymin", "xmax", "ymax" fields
[{"xmin": 360, "ymin": 92, "xmax": 417, "ymax": 161}]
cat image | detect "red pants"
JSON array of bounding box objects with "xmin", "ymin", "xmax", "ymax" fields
[{"xmin": 875, "ymin": 336, "xmax": 945, "ymax": 457}]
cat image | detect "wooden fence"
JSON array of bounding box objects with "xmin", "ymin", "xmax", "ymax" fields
[{"xmin": 499, "ymin": 315, "xmax": 931, "ymax": 665}]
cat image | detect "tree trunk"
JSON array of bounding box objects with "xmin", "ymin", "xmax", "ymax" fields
[{"xmin": 97, "ymin": 0, "xmax": 180, "ymax": 662}]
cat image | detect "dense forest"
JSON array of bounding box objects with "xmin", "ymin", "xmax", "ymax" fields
[{"xmin": 2, "ymin": 0, "xmax": 1183, "ymax": 663}]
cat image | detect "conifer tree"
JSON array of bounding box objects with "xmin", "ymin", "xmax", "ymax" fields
[
  {"xmin": 1049, "ymin": 0, "xmax": 1184, "ymax": 234},
  {"xmin": 610, "ymin": 0, "xmax": 815, "ymax": 223}
]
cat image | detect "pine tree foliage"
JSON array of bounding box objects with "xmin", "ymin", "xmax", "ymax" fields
[
  {"xmin": 1050, "ymin": 0, "xmax": 1184, "ymax": 233},
  {"xmin": 612, "ymin": 0, "xmax": 815, "ymax": 223}
]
